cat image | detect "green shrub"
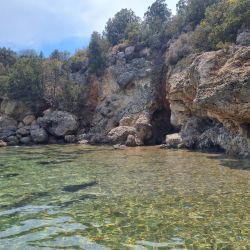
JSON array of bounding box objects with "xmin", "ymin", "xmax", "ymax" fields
[
  {"xmin": 7, "ymin": 57, "xmax": 45, "ymax": 104},
  {"xmin": 192, "ymin": 0, "xmax": 250, "ymax": 51}
]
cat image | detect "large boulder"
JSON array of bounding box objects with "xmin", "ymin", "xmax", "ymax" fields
[
  {"xmin": 20, "ymin": 136, "xmax": 32, "ymax": 145},
  {"xmin": 64, "ymin": 135, "xmax": 76, "ymax": 143},
  {"xmin": 30, "ymin": 128, "xmax": 48, "ymax": 144},
  {"xmin": 164, "ymin": 133, "xmax": 184, "ymax": 149},
  {"xmin": 135, "ymin": 114, "xmax": 152, "ymax": 145},
  {"xmin": 37, "ymin": 110, "xmax": 79, "ymax": 137},
  {"xmin": 0, "ymin": 115, "xmax": 18, "ymax": 140},
  {"xmin": 108, "ymin": 126, "xmax": 136, "ymax": 144},
  {"xmin": 23, "ymin": 115, "xmax": 36, "ymax": 126}
]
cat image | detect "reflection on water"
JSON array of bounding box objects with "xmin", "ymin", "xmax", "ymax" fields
[{"xmin": 0, "ymin": 145, "xmax": 249, "ymax": 249}]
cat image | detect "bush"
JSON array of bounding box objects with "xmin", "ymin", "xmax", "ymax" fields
[
  {"xmin": 192, "ymin": 0, "xmax": 250, "ymax": 51},
  {"xmin": 7, "ymin": 57, "xmax": 45, "ymax": 104},
  {"xmin": 125, "ymin": 21, "xmax": 142, "ymax": 44},
  {"xmin": 70, "ymin": 49, "xmax": 88, "ymax": 73},
  {"xmin": 167, "ymin": 33, "xmax": 193, "ymax": 65},
  {"xmin": 0, "ymin": 48, "xmax": 17, "ymax": 68}
]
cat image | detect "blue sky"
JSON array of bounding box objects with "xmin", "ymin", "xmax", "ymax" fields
[{"xmin": 0, "ymin": 0, "xmax": 179, "ymax": 56}]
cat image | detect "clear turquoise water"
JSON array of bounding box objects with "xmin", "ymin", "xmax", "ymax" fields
[{"xmin": 0, "ymin": 145, "xmax": 249, "ymax": 249}]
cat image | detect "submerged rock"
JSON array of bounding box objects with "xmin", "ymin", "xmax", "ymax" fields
[
  {"xmin": 113, "ymin": 144, "xmax": 127, "ymax": 150},
  {"xmin": 63, "ymin": 181, "xmax": 97, "ymax": 192}
]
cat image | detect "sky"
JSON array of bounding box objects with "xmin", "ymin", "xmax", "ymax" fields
[{"xmin": 0, "ymin": 0, "xmax": 179, "ymax": 56}]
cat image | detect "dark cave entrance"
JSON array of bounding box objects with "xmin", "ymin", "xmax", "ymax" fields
[
  {"xmin": 145, "ymin": 108, "xmax": 176, "ymax": 145},
  {"xmin": 240, "ymin": 123, "xmax": 250, "ymax": 139}
]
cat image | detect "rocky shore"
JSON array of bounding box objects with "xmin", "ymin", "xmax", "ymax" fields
[{"xmin": 0, "ymin": 39, "xmax": 249, "ymax": 157}]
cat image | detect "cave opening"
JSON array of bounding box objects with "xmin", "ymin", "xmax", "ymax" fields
[
  {"xmin": 240, "ymin": 123, "xmax": 250, "ymax": 139},
  {"xmin": 145, "ymin": 108, "xmax": 176, "ymax": 145}
]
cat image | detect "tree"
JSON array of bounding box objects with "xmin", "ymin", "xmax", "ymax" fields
[
  {"xmin": 144, "ymin": 0, "xmax": 172, "ymax": 35},
  {"xmin": 176, "ymin": 0, "xmax": 188, "ymax": 15},
  {"xmin": 184, "ymin": 0, "xmax": 217, "ymax": 29},
  {"xmin": 125, "ymin": 21, "xmax": 142, "ymax": 44},
  {"xmin": 7, "ymin": 57, "xmax": 45, "ymax": 103},
  {"xmin": 0, "ymin": 48, "xmax": 17, "ymax": 68},
  {"xmin": 19, "ymin": 49, "xmax": 38, "ymax": 58},
  {"xmin": 88, "ymin": 32, "xmax": 107, "ymax": 76},
  {"xmin": 105, "ymin": 9, "xmax": 140, "ymax": 45},
  {"xmin": 49, "ymin": 49, "xmax": 70, "ymax": 62}
]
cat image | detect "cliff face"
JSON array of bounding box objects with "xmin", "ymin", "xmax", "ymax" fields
[
  {"xmin": 167, "ymin": 46, "xmax": 250, "ymax": 156},
  {"xmin": 84, "ymin": 45, "xmax": 174, "ymax": 145},
  {"xmin": 0, "ymin": 42, "xmax": 249, "ymax": 157}
]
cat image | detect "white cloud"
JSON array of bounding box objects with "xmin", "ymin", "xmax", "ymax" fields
[{"xmin": 0, "ymin": 0, "xmax": 178, "ymax": 51}]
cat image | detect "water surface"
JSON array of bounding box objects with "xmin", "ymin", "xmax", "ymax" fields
[{"xmin": 0, "ymin": 145, "xmax": 249, "ymax": 249}]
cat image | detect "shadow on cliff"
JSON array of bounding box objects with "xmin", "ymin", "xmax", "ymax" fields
[{"xmin": 207, "ymin": 155, "xmax": 250, "ymax": 171}]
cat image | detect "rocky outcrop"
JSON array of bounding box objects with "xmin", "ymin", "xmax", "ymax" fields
[{"xmin": 167, "ymin": 46, "xmax": 250, "ymax": 157}]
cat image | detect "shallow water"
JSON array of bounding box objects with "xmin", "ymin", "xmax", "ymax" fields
[{"xmin": 0, "ymin": 145, "xmax": 249, "ymax": 250}]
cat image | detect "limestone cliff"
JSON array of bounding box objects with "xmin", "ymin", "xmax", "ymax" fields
[
  {"xmin": 166, "ymin": 46, "xmax": 250, "ymax": 157},
  {"xmin": 0, "ymin": 41, "xmax": 249, "ymax": 158},
  {"xmin": 82, "ymin": 45, "xmax": 174, "ymax": 146}
]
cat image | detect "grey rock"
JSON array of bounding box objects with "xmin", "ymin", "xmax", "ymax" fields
[
  {"xmin": 0, "ymin": 115, "xmax": 18, "ymax": 140},
  {"xmin": 125, "ymin": 46, "xmax": 135, "ymax": 60},
  {"xmin": 38, "ymin": 110, "xmax": 79, "ymax": 137},
  {"xmin": 6, "ymin": 136, "xmax": 19, "ymax": 146},
  {"xmin": 108, "ymin": 126, "xmax": 136, "ymax": 144},
  {"xmin": 116, "ymin": 52, "xmax": 125, "ymax": 65},
  {"xmin": 16, "ymin": 127, "xmax": 30, "ymax": 136},
  {"xmin": 23, "ymin": 115, "xmax": 36, "ymax": 125},
  {"xmin": 48, "ymin": 136, "xmax": 58, "ymax": 144},
  {"xmin": 165, "ymin": 133, "xmax": 183, "ymax": 149},
  {"xmin": 117, "ymin": 71, "xmax": 136, "ymax": 88},
  {"xmin": 126, "ymin": 134, "xmax": 136, "ymax": 147},
  {"xmin": 30, "ymin": 128, "xmax": 48, "ymax": 144},
  {"xmin": 18, "ymin": 122, "xmax": 24, "ymax": 129},
  {"xmin": 64, "ymin": 135, "xmax": 76, "ymax": 143},
  {"xmin": 20, "ymin": 136, "xmax": 32, "ymax": 145},
  {"xmin": 113, "ymin": 144, "xmax": 127, "ymax": 150},
  {"xmin": 77, "ymin": 134, "xmax": 88, "ymax": 141}
]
